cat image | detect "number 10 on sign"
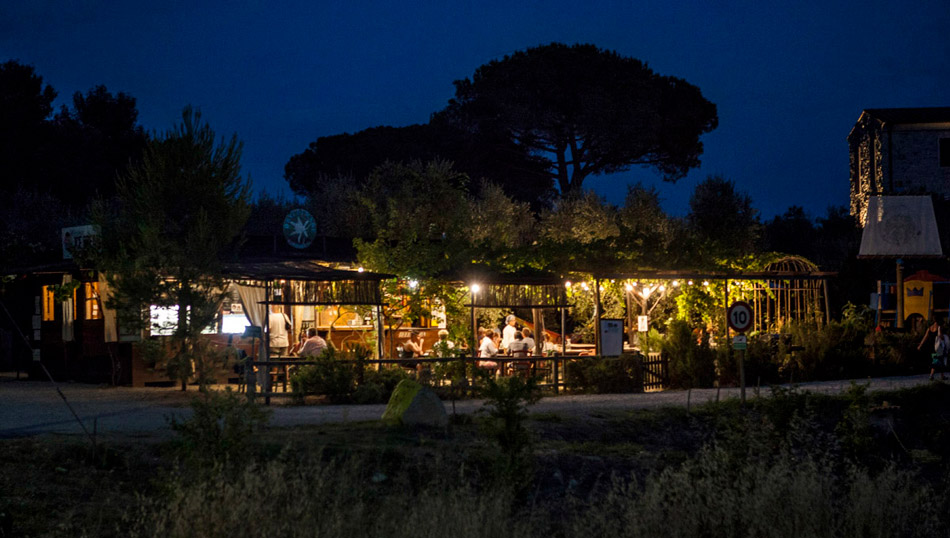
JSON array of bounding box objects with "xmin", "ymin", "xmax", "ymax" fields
[{"xmin": 727, "ymin": 301, "xmax": 752, "ymax": 333}]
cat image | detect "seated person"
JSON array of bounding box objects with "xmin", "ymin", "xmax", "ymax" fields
[
  {"xmin": 541, "ymin": 333, "xmax": 560, "ymax": 355},
  {"xmin": 521, "ymin": 328, "xmax": 536, "ymax": 356},
  {"xmin": 507, "ymin": 331, "xmax": 530, "ymax": 357},
  {"xmin": 477, "ymin": 328, "xmax": 499, "ymax": 369},
  {"xmin": 297, "ymin": 328, "xmax": 328, "ymax": 358},
  {"xmin": 431, "ymin": 329, "xmax": 455, "ymax": 358},
  {"xmin": 290, "ymin": 329, "xmax": 308, "ymax": 356},
  {"xmin": 400, "ymin": 330, "xmax": 425, "ymax": 372}
]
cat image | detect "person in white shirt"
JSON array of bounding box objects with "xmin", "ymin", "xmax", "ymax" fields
[
  {"xmin": 267, "ymin": 305, "xmax": 291, "ymax": 356},
  {"xmin": 478, "ymin": 328, "xmax": 499, "ymax": 369},
  {"xmin": 501, "ymin": 314, "xmax": 517, "ymax": 350},
  {"xmin": 297, "ymin": 328, "xmax": 328, "ymax": 358}
]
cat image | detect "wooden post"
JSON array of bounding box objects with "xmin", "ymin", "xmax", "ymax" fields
[
  {"xmin": 896, "ymin": 259, "xmax": 904, "ymax": 329},
  {"xmin": 594, "ymin": 278, "xmax": 602, "ymax": 356},
  {"xmin": 375, "ymin": 304, "xmax": 384, "ymax": 370},
  {"xmin": 557, "ymin": 306, "xmax": 566, "ymax": 394}
]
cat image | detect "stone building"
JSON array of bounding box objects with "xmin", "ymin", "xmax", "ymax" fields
[{"xmin": 849, "ymin": 107, "xmax": 950, "ymax": 225}]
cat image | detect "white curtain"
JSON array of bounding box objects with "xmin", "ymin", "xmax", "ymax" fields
[
  {"xmin": 61, "ymin": 274, "xmax": 74, "ymax": 342},
  {"xmin": 98, "ymin": 273, "xmax": 118, "ymax": 343},
  {"xmin": 236, "ymin": 283, "xmax": 267, "ymax": 328}
]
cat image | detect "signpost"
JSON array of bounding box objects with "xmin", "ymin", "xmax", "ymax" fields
[{"xmin": 727, "ymin": 301, "xmax": 752, "ymax": 403}]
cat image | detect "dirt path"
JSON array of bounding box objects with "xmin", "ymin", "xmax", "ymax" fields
[{"xmin": 0, "ymin": 374, "xmax": 937, "ymax": 438}]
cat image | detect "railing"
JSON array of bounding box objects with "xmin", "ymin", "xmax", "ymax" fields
[{"xmin": 245, "ymin": 352, "xmax": 670, "ymax": 404}]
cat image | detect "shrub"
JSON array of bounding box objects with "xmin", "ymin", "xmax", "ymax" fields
[
  {"xmin": 565, "ymin": 354, "xmax": 643, "ymax": 393},
  {"xmin": 480, "ymin": 375, "xmax": 541, "ymax": 482},
  {"xmin": 168, "ymin": 388, "xmax": 270, "ymax": 469},
  {"xmin": 289, "ymin": 348, "xmax": 356, "ymax": 403},
  {"xmin": 352, "ymin": 367, "xmax": 411, "ymax": 404},
  {"xmin": 663, "ymin": 320, "xmax": 716, "ymax": 389}
]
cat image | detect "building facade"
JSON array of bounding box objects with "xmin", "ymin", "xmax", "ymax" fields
[{"xmin": 849, "ymin": 107, "xmax": 950, "ymax": 225}]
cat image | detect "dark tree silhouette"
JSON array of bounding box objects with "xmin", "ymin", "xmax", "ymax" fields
[
  {"xmin": 0, "ymin": 60, "xmax": 57, "ymax": 186},
  {"xmin": 48, "ymin": 85, "xmax": 147, "ymax": 204},
  {"xmin": 687, "ymin": 175, "xmax": 760, "ymax": 261},
  {"xmin": 442, "ymin": 43, "xmax": 718, "ymax": 195},
  {"xmin": 284, "ymin": 119, "xmax": 553, "ymax": 208},
  {"xmin": 764, "ymin": 206, "xmax": 817, "ymax": 259}
]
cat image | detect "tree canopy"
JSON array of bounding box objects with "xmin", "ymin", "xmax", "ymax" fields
[
  {"xmin": 441, "ymin": 43, "xmax": 718, "ymax": 195},
  {"xmin": 284, "ymin": 119, "xmax": 553, "ymax": 208},
  {"xmin": 95, "ymin": 107, "xmax": 251, "ymax": 388}
]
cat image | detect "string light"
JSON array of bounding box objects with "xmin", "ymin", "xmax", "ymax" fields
[{"xmin": 624, "ymin": 283, "xmax": 634, "ymax": 292}]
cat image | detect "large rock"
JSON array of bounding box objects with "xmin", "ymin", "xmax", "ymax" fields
[{"xmin": 381, "ymin": 379, "xmax": 447, "ymax": 427}]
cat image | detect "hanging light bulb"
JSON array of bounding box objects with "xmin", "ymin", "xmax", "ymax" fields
[
  {"xmin": 564, "ymin": 281, "xmax": 572, "ymax": 288},
  {"xmin": 470, "ymin": 283, "xmax": 481, "ymax": 294},
  {"xmin": 687, "ymin": 280, "xmax": 694, "ymax": 286},
  {"xmin": 672, "ymin": 280, "xmax": 680, "ymax": 287},
  {"xmin": 624, "ymin": 283, "xmax": 634, "ymax": 292},
  {"xmin": 580, "ymin": 282, "xmax": 590, "ymax": 291}
]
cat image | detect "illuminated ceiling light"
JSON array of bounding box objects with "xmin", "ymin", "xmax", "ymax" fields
[{"xmin": 470, "ymin": 283, "xmax": 481, "ymax": 294}]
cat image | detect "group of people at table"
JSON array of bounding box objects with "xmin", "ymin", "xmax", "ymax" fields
[{"xmin": 267, "ymin": 307, "xmax": 558, "ymax": 373}]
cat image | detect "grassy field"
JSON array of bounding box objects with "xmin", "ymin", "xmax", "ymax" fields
[{"xmin": 2, "ymin": 382, "xmax": 949, "ymax": 537}]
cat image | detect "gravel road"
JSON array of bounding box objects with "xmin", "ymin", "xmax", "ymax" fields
[{"xmin": 0, "ymin": 374, "xmax": 937, "ymax": 438}]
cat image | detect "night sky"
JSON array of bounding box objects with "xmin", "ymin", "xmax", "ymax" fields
[{"xmin": 3, "ymin": 1, "xmax": 948, "ymax": 218}]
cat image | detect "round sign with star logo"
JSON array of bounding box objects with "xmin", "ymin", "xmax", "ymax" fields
[{"xmin": 283, "ymin": 209, "xmax": 317, "ymax": 249}]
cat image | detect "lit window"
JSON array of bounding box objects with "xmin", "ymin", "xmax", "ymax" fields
[
  {"xmin": 84, "ymin": 282, "xmax": 101, "ymax": 320},
  {"xmin": 41, "ymin": 286, "xmax": 56, "ymax": 321}
]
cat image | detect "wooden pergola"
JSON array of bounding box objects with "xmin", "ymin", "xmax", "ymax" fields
[
  {"xmin": 592, "ymin": 259, "xmax": 836, "ymax": 354},
  {"xmin": 460, "ymin": 271, "xmax": 572, "ymax": 391},
  {"xmin": 221, "ymin": 258, "xmax": 393, "ymax": 400}
]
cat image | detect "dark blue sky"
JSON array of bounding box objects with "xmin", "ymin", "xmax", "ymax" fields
[{"xmin": 3, "ymin": 1, "xmax": 948, "ymax": 218}]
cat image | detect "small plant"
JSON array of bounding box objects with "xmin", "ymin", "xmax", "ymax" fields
[
  {"xmin": 290, "ymin": 347, "xmax": 356, "ymax": 403},
  {"xmin": 480, "ymin": 375, "xmax": 541, "ymax": 482},
  {"xmin": 168, "ymin": 388, "xmax": 270, "ymax": 470}
]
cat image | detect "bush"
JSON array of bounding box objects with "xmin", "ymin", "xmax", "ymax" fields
[
  {"xmin": 289, "ymin": 348, "xmax": 356, "ymax": 403},
  {"xmin": 352, "ymin": 367, "xmax": 412, "ymax": 404},
  {"xmin": 168, "ymin": 388, "xmax": 270, "ymax": 469},
  {"xmin": 565, "ymin": 354, "xmax": 644, "ymax": 394},
  {"xmin": 663, "ymin": 320, "xmax": 716, "ymax": 389}
]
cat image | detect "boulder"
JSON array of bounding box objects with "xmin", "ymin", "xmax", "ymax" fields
[{"xmin": 381, "ymin": 379, "xmax": 447, "ymax": 427}]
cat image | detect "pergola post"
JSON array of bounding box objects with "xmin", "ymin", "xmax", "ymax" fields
[{"xmin": 594, "ymin": 278, "xmax": 602, "ymax": 356}]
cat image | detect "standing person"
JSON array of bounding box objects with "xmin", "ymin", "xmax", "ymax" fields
[
  {"xmin": 268, "ymin": 305, "xmax": 291, "ymax": 356},
  {"xmin": 297, "ymin": 328, "xmax": 328, "ymax": 358},
  {"xmin": 501, "ymin": 314, "xmax": 518, "ymax": 351},
  {"xmin": 919, "ymin": 322, "xmax": 949, "ymax": 381}
]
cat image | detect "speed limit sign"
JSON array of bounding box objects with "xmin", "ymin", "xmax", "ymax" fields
[{"xmin": 727, "ymin": 301, "xmax": 753, "ymax": 333}]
